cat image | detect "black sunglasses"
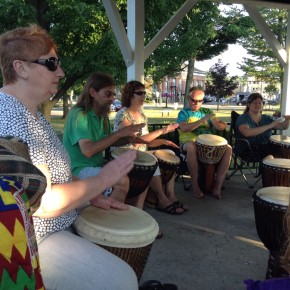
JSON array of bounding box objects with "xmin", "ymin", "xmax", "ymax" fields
[
  {"xmin": 188, "ymin": 95, "xmax": 203, "ymax": 104},
  {"xmin": 20, "ymin": 57, "xmax": 60, "ymax": 72},
  {"xmin": 33, "ymin": 57, "xmax": 60, "ymax": 71},
  {"xmin": 134, "ymin": 91, "xmax": 146, "ymax": 96}
]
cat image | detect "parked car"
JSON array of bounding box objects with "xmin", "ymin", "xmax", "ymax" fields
[
  {"xmin": 110, "ymin": 99, "xmax": 122, "ymax": 112},
  {"xmin": 203, "ymin": 95, "xmax": 214, "ymax": 103}
]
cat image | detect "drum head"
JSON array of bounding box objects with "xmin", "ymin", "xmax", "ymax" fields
[
  {"xmin": 270, "ymin": 135, "xmax": 290, "ymax": 145},
  {"xmin": 196, "ymin": 134, "xmax": 227, "ymax": 146},
  {"xmin": 153, "ymin": 150, "xmax": 180, "ymax": 165},
  {"xmin": 263, "ymin": 158, "xmax": 290, "ymax": 169},
  {"xmin": 256, "ymin": 186, "xmax": 290, "ymax": 206},
  {"xmin": 111, "ymin": 147, "xmax": 157, "ymax": 166},
  {"xmin": 74, "ymin": 205, "xmax": 159, "ymax": 248}
]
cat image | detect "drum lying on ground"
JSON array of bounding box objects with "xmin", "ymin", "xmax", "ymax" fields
[
  {"xmin": 195, "ymin": 134, "xmax": 227, "ymax": 164},
  {"xmin": 252, "ymin": 186, "xmax": 290, "ymax": 279},
  {"xmin": 262, "ymin": 158, "xmax": 290, "ymax": 187},
  {"xmin": 74, "ymin": 205, "xmax": 159, "ymax": 281},
  {"xmin": 269, "ymin": 135, "xmax": 290, "ymax": 159},
  {"xmin": 153, "ymin": 149, "xmax": 180, "ymax": 184},
  {"xmin": 111, "ymin": 147, "xmax": 158, "ymax": 198}
]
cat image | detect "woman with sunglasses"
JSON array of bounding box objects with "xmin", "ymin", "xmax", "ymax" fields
[
  {"xmin": 0, "ymin": 25, "xmax": 138, "ymax": 290},
  {"xmin": 235, "ymin": 92, "xmax": 290, "ymax": 160},
  {"xmin": 113, "ymin": 80, "xmax": 187, "ymax": 215}
]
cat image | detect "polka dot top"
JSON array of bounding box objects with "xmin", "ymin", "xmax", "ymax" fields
[{"xmin": 0, "ymin": 92, "xmax": 79, "ymax": 241}]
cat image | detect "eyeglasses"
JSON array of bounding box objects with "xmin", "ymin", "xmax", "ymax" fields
[
  {"xmin": 20, "ymin": 57, "xmax": 60, "ymax": 71},
  {"xmin": 188, "ymin": 96, "xmax": 203, "ymax": 104},
  {"xmin": 134, "ymin": 91, "xmax": 146, "ymax": 96}
]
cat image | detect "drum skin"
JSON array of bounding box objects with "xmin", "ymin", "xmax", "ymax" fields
[
  {"xmin": 111, "ymin": 148, "xmax": 158, "ymax": 198},
  {"xmin": 262, "ymin": 158, "xmax": 290, "ymax": 187},
  {"xmin": 74, "ymin": 205, "xmax": 159, "ymax": 280},
  {"xmin": 195, "ymin": 134, "xmax": 227, "ymax": 164}
]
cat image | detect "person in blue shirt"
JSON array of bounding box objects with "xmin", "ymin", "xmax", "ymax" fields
[{"xmin": 235, "ymin": 92, "xmax": 290, "ymax": 160}]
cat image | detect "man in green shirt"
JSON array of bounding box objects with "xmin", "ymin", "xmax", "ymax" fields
[{"xmin": 63, "ymin": 72, "xmax": 144, "ymax": 205}]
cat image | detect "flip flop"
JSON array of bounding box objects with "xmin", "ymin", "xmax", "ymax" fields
[
  {"xmin": 172, "ymin": 200, "xmax": 188, "ymax": 211},
  {"xmin": 155, "ymin": 203, "xmax": 184, "ymax": 215},
  {"xmin": 139, "ymin": 280, "xmax": 178, "ymax": 290}
]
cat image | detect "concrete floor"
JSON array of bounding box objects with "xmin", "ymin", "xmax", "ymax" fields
[{"xmin": 140, "ymin": 173, "xmax": 270, "ymax": 290}]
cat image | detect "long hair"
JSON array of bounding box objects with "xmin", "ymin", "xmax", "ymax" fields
[
  {"xmin": 244, "ymin": 93, "xmax": 264, "ymax": 113},
  {"xmin": 76, "ymin": 72, "xmax": 115, "ymax": 134},
  {"xmin": 121, "ymin": 80, "xmax": 144, "ymax": 108},
  {"xmin": 76, "ymin": 72, "xmax": 115, "ymax": 112}
]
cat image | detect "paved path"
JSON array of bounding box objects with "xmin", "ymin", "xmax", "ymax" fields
[{"xmin": 141, "ymin": 174, "xmax": 269, "ymax": 290}]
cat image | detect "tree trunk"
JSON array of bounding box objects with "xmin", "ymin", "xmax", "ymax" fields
[
  {"xmin": 184, "ymin": 58, "xmax": 195, "ymax": 108},
  {"xmin": 63, "ymin": 94, "xmax": 69, "ymax": 119}
]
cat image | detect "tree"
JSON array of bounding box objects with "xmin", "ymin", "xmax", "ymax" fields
[
  {"xmin": 205, "ymin": 59, "xmax": 238, "ymax": 110},
  {"xmin": 238, "ymin": 8, "xmax": 287, "ymax": 93}
]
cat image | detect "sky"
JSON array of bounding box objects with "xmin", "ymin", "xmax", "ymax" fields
[{"xmin": 195, "ymin": 43, "xmax": 249, "ymax": 76}]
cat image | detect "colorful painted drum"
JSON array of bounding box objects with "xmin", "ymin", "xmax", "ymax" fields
[
  {"xmin": 269, "ymin": 135, "xmax": 290, "ymax": 159},
  {"xmin": 252, "ymin": 186, "xmax": 290, "ymax": 279},
  {"xmin": 74, "ymin": 205, "xmax": 159, "ymax": 281},
  {"xmin": 111, "ymin": 148, "xmax": 158, "ymax": 198},
  {"xmin": 195, "ymin": 134, "xmax": 227, "ymax": 164},
  {"xmin": 262, "ymin": 158, "xmax": 290, "ymax": 187}
]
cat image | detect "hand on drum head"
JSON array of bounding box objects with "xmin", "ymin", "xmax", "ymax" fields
[
  {"xmin": 90, "ymin": 195, "xmax": 129, "ymax": 210},
  {"xmin": 99, "ymin": 149, "xmax": 136, "ymax": 187},
  {"xmin": 118, "ymin": 123, "xmax": 145, "ymax": 137}
]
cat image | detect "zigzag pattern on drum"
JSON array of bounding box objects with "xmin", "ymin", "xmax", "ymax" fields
[{"xmin": 0, "ymin": 176, "xmax": 44, "ymax": 290}]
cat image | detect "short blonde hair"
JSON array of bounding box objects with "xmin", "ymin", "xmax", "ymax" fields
[{"xmin": 0, "ymin": 24, "xmax": 57, "ymax": 84}]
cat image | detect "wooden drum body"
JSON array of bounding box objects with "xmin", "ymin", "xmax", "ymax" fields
[
  {"xmin": 153, "ymin": 150, "xmax": 180, "ymax": 184},
  {"xmin": 262, "ymin": 158, "xmax": 290, "ymax": 187},
  {"xmin": 195, "ymin": 134, "xmax": 227, "ymax": 194},
  {"xmin": 269, "ymin": 135, "xmax": 290, "ymax": 159},
  {"xmin": 74, "ymin": 205, "xmax": 159, "ymax": 281},
  {"xmin": 252, "ymin": 187, "xmax": 290, "ymax": 279},
  {"xmin": 111, "ymin": 148, "xmax": 158, "ymax": 198},
  {"xmin": 195, "ymin": 134, "xmax": 227, "ymax": 165}
]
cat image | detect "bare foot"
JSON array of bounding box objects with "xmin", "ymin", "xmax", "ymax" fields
[
  {"xmin": 211, "ymin": 190, "xmax": 221, "ymax": 200},
  {"xmin": 193, "ymin": 188, "xmax": 204, "ymax": 199}
]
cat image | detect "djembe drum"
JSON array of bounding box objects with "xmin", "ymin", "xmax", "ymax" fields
[
  {"xmin": 111, "ymin": 148, "xmax": 158, "ymax": 198},
  {"xmin": 195, "ymin": 134, "xmax": 228, "ymax": 193},
  {"xmin": 252, "ymin": 186, "xmax": 290, "ymax": 279},
  {"xmin": 262, "ymin": 158, "xmax": 290, "ymax": 187},
  {"xmin": 74, "ymin": 205, "xmax": 159, "ymax": 281},
  {"xmin": 269, "ymin": 135, "xmax": 290, "ymax": 159},
  {"xmin": 153, "ymin": 149, "xmax": 180, "ymax": 185}
]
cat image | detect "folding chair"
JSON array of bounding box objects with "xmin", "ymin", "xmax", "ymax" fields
[{"xmin": 226, "ymin": 110, "xmax": 262, "ymax": 188}]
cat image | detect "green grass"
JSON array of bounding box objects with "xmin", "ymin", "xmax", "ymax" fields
[{"xmin": 49, "ymin": 104, "xmax": 280, "ymax": 134}]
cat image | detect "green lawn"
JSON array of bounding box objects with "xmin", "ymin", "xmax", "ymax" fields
[{"xmin": 50, "ymin": 103, "xmax": 280, "ymax": 135}]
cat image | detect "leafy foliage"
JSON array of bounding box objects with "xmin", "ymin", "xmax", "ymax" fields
[{"xmin": 205, "ymin": 59, "xmax": 238, "ymax": 100}]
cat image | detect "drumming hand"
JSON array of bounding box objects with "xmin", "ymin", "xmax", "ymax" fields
[
  {"xmin": 118, "ymin": 123, "xmax": 145, "ymax": 137},
  {"xmin": 162, "ymin": 123, "xmax": 179, "ymax": 134},
  {"xmin": 161, "ymin": 139, "xmax": 180, "ymax": 149},
  {"xmin": 98, "ymin": 150, "xmax": 136, "ymax": 188},
  {"xmin": 90, "ymin": 195, "xmax": 129, "ymax": 210}
]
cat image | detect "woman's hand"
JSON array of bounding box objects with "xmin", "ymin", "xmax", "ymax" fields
[
  {"xmin": 162, "ymin": 123, "xmax": 179, "ymax": 134},
  {"xmin": 161, "ymin": 139, "xmax": 180, "ymax": 149},
  {"xmin": 90, "ymin": 195, "xmax": 129, "ymax": 210}
]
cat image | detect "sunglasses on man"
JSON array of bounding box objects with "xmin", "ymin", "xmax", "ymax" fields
[
  {"xmin": 134, "ymin": 91, "xmax": 146, "ymax": 96},
  {"xmin": 188, "ymin": 95, "xmax": 203, "ymax": 104},
  {"xmin": 20, "ymin": 57, "xmax": 60, "ymax": 72}
]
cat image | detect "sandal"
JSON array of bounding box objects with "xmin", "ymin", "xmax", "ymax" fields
[
  {"xmin": 172, "ymin": 200, "xmax": 188, "ymax": 211},
  {"xmin": 155, "ymin": 203, "xmax": 184, "ymax": 215},
  {"xmin": 139, "ymin": 280, "xmax": 178, "ymax": 290}
]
